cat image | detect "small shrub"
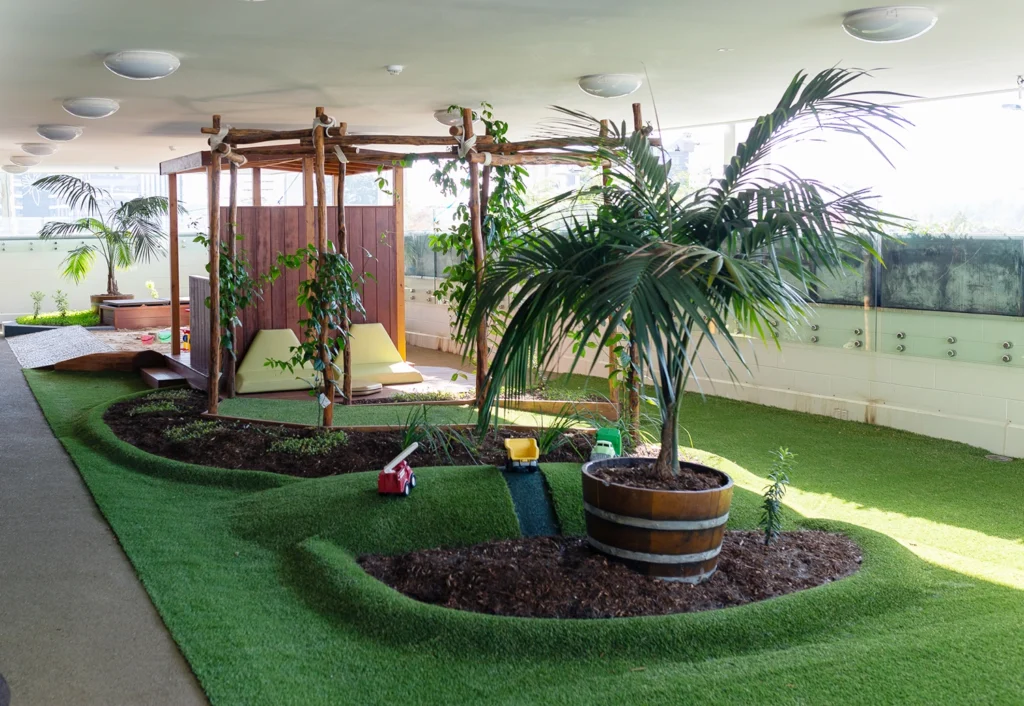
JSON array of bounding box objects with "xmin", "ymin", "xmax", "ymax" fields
[
  {"xmin": 129, "ymin": 401, "xmax": 179, "ymax": 416},
  {"xmin": 145, "ymin": 280, "xmax": 160, "ymax": 299},
  {"xmin": 400, "ymin": 405, "xmax": 455, "ymax": 461},
  {"xmin": 537, "ymin": 405, "xmax": 580, "ymax": 456},
  {"xmin": 389, "ymin": 390, "xmax": 468, "ymax": 403},
  {"xmin": 760, "ymin": 447, "xmax": 794, "ymax": 546},
  {"xmin": 15, "ymin": 309, "xmax": 101, "ymax": 327},
  {"xmin": 53, "ymin": 290, "xmax": 70, "ymax": 319},
  {"xmin": 30, "ymin": 291, "xmax": 45, "ymax": 319},
  {"xmin": 164, "ymin": 421, "xmax": 219, "ymax": 443},
  {"xmin": 147, "ymin": 388, "xmax": 194, "ymax": 402},
  {"xmin": 269, "ymin": 430, "xmax": 349, "ymax": 456}
]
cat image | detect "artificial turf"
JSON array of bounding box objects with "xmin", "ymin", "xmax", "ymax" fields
[{"xmin": 24, "ymin": 369, "xmax": 1024, "ymax": 705}]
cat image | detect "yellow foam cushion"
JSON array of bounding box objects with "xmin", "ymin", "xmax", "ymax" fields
[
  {"xmin": 236, "ymin": 329, "xmax": 316, "ymax": 394},
  {"xmin": 332, "ymin": 323, "xmax": 423, "ymax": 385},
  {"xmin": 349, "ymin": 323, "xmax": 403, "ymax": 365}
]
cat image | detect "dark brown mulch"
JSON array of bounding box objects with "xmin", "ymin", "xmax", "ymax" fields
[
  {"xmin": 358, "ymin": 531, "xmax": 862, "ymax": 619},
  {"xmin": 590, "ymin": 462, "xmax": 726, "ymax": 491},
  {"xmin": 104, "ymin": 390, "xmax": 591, "ymax": 478}
]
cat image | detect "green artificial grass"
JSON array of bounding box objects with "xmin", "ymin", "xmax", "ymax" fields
[
  {"xmin": 23, "ymin": 369, "xmax": 1024, "ymax": 705},
  {"xmin": 16, "ymin": 309, "xmax": 100, "ymax": 326}
]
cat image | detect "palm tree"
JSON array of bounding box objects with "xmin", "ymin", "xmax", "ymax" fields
[
  {"xmin": 34, "ymin": 175, "xmax": 173, "ymax": 296},
  {"xmin": 458, "ymin": 68, "xmax": 909, "ymax": 480}
]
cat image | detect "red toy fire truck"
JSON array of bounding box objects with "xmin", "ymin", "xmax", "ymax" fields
[{"xmin": 378, "ymin": 442, "xmax": 418, "ymax": 496}]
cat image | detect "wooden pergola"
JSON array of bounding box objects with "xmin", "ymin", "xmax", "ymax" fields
[{"xmin": 160, "ymin": 104, "xmax": 653, "ymax": 423}]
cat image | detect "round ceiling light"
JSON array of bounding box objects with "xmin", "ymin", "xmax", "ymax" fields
[
  {"xmin": 433, "ymin": 109, "xmax": 463, "ymax": 126},
  {"xmin": 842, "ymin": 6, "xmax": 938, "ymax": 43},
  {"xmin": 37, "ymin": 124, "xmax": 83, "ymax": 142},
  {"xmin": 10, "ymin": 155, "xmax": 41, "ymax": 167},
  {"xmin": 63, "ymin": 97, "xmax": 120, "ymax": 119},
  {"xmin": 104, "ymin": 50, "xmax": 180, "ymax": 80},
  {"xmin": 20, "ymin": 143, "xmax": 58, "ymax": 156},
  {"xmin": 2, "ymin": 165, "xmax": 29, "ymax": 174},
  {"xmin": 578, "ymin": 74, "xmax": 643, "ymax": 98}
]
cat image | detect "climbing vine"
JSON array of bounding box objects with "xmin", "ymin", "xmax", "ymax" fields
[
  {"xmin": 194, "ymin": 233, "xmax": 279, "ymax": 364},
  {"xmin": 266, "ymin": 243, "xmax": 366, "ymax": 426},
  {"xmin": 428, "ymin": 102, "xmax": 529, "ymax": 354}
]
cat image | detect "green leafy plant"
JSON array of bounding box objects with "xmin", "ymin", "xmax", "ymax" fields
[
  {"xmin": 16, "ymin": 309, "xmax": 99, "ymax": 327},
  {"xmin": 269, "ymin": 430, "xmax": 349, "ymax": 456},
  {"xmin": 461, "ymin": 68, "xmax": 908, "ymax": 479},
  {"xmin": 164, "ymin": 420, "xmax": 219, "ymax": 443},
  {"xmin": 145, "ymin": 389, "xmax": 194, "ymax": 403},
  {"xmin": 428, "ymin": 102, "xmax": 530, "ymax": 365},
  {"xmin": 194, "ymin": 233, "xmax": 279, "ymax": 368},
  {"xmin": 760, "ymin": 448, "xmax": 794, "ymax": 546},
  {"xmin": 129, "ymin": 401, "xmax": 180, "ymax": 416},
  {"xmin": 267, "ymin": 243, "xmax": 364, "ymax": 426},
  {"xmin": 52, "ymin": 290, "xmax": 69, "ymax": 320},
  {"xmin": 33, "ymin": 175, "xmax": 178, "ymax": 295},
  {"xmin": 399, "ymin": 405, "xmax": 460, "ymax": 462},
  {"xmin": 145, "ymin": 280, "xmax": 160, "ymax": 299},
  {"xmin": 389, "ymin": 390, "xmax": 470, "ymax": 403},
  {"xmin": 30, "ymin": 291, "xmax": 45, "ymax": 319},
  {"xmin": 537, "ymin": 405, "xmax": 582, "ymax": 456}
]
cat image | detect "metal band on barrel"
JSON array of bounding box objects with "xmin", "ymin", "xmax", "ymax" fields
[{"xmin": 584, "ymin": 503, "xmax": 729, "ymax": 531}]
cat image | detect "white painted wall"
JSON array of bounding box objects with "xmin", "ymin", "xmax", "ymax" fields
[
  {"xmin": 0, "ymin": 236, "xmax": 209, "ymax": 318},
  {"xmin": 689, "ymin": 335, "xmax": 1024, "ymax": 456}
]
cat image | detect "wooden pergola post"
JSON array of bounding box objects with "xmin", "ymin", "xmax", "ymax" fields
[
  {"xmin": 463, "ymin": 107, "xmax": 488, "ymax": 409},
  {"xmin": 208, "ymin": 115, "xmax": 223, "ymax": 415},
  {"xmin": 335, "ymin": 129, "xmax": 353, "ymax": 405},
  {"xmin": 625, "ymin": 104, "xmax": 644, "ymax": 442},
  {"xmin": 393, "ymin": 166, "xmax": 406, "ymax": 361},
  {"xmin": 251, "ymin": 167, "xmax": 262, "ymax": 207},
  {"xmin": 313, "ymin": 107, "xmax": 334, "ymax": 426},
  {"xmin": 599, "ymin": 119, "xmax": 618, "ymax": 405},
  {"xmin": 224, "ymin": 161, "xmax": 239, "ymax": 398},
  {"xmin": 168, "ymin": 174, "xmax": 180, "ymax": 356}
]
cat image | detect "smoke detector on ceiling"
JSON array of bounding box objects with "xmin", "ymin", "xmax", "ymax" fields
[{"xmin": 386, "ymin": 65, "xmax": 404, "ymax": 76}]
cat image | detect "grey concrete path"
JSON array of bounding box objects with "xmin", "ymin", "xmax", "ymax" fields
[{"xmin": 0, "ymin": 338, "xmax": 207, "ymax": 706}]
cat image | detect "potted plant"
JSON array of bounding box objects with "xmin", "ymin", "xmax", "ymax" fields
[
  {"xmin": 33, "ymin": 175, "xmax": 175, "ymax": 309},
  {"xmin": 460, "ymin": 68, "xmax": 907, "ymax": 581}
]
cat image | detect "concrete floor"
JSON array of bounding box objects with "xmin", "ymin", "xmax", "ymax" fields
[{"xmin": 0, "ymin": 338, "xmax": 207, "ymax": 706}]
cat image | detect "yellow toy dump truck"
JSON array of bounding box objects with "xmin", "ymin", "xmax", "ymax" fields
[{"xmin": 503, "ymin": 437, "xmax": 539, "ymax": 473}]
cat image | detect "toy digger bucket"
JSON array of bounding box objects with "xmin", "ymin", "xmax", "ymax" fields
[{"xmin": 504, "ymin": 437, "xmax": 539, "ymax": 462}]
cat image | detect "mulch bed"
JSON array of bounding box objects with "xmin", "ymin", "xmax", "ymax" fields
[
  {"xmin": 104, "ymin": 390, "xmax": 592, "ymax": 478},
  {"xmin": 589, "ymin": 463, "xmax": 727, "ymax": 491},
  {"xmin": 358, "ymin": 531, "xmax": 862, "ymax": 619}
]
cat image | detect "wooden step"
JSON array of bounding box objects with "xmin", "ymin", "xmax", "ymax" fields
[{"xmin": 140, "ymin": 367, "xmax": 187, "ymax": 389}]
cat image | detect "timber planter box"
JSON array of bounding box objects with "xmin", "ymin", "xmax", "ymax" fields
[{"xmin": 581, "ymin": 457, "xmax": 733, "ymax": 583}]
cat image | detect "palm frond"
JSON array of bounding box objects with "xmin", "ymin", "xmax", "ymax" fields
[
  {"xmin": 61, "ymin": 243, "xmax": 97, "ymax": 284},
  {"xmin": 38, "ymin": 218, "xmax": 102, "ymax": 239},
  {"xmin": 31, "ymin": 175, "xmax": 110, "ymax": 217}
]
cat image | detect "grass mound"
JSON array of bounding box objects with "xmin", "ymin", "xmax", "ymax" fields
[
  {"xmin": 22, "ymin": 368, "xmax": 1024, "ymax": 705},
  {"xmin": 231, "ymin": 465, "xmax": 520, "ymax": 553}
]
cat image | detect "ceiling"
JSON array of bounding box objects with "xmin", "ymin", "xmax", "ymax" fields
[{"xmin": 1, "ymin": 0, "xmax": 1021, "ymax": 170}]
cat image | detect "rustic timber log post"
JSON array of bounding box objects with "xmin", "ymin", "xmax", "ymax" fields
[
  {"xmin": 599, "ymin": 119, "xmax": 619, "ymax": 406},
  {"xmin": 313, "ymin": 107, "xmax": 335, "ymax": 425},
  {"xmin": 224, "ymin": 160, "xmax": 239, "ymax": 398},
  {"xmin": 168, "ymin": 174, "xmax": 181, "ymax": 356},
  {"xmin": 625, "ymin": 104, "xmax": 644, "ymax": 445},
  {"xmin": 463, "ymin": 108, "xmax": 488, "ymax": 410},
  {"xmin": 207, "ymin": 115, "xmax": 223, "ymax": 414},
  {"xmin": 333, "ymin": 123, "xmax": 353, "ymax": 405}
]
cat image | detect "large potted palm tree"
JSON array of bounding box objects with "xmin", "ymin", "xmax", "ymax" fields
[
  {"xmin": 34, "ymin": 175, "xmax": 173, "ymax": 309},
  {"xmin": 460, "ymin": 68, "xmax": 907, "ymax": 582}
]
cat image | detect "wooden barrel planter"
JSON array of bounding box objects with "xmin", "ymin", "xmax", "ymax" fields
[{"xmin": 581, "ymin": 457, "xmax": 733, "ymax": 583}]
